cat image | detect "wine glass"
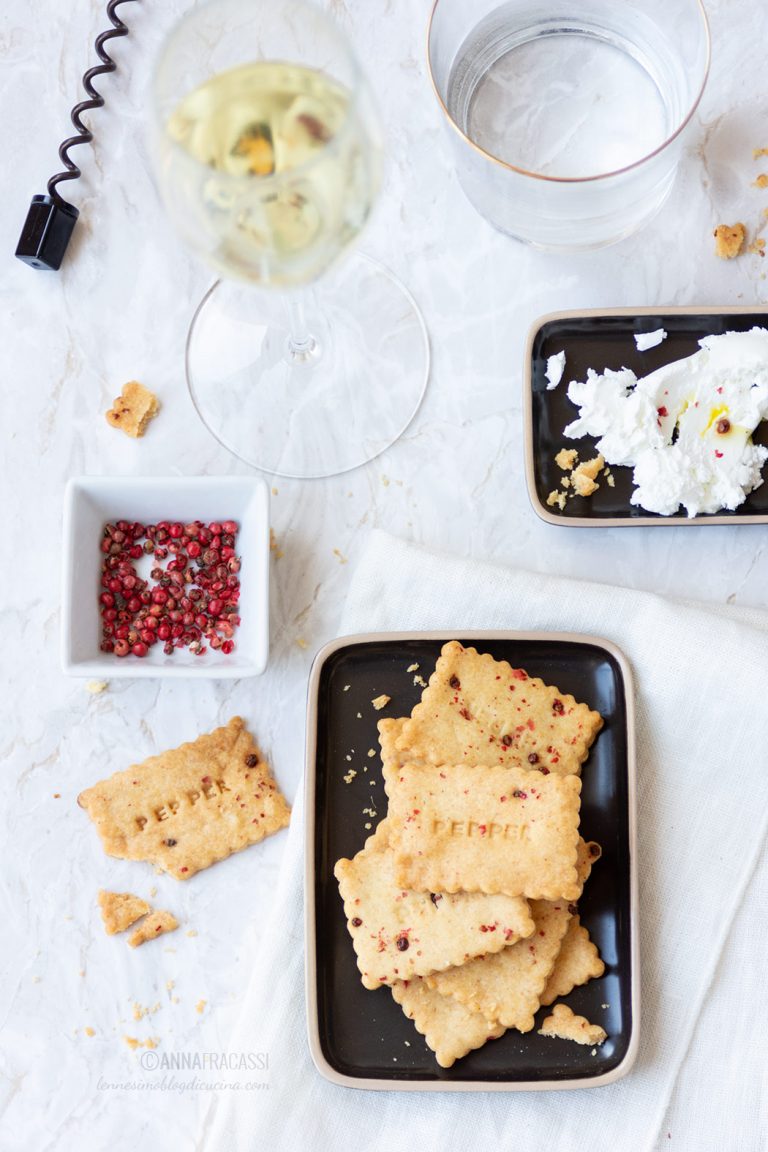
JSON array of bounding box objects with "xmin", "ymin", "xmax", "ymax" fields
[{"xmin": 151, "ymin": 0, "xmax": 429, "ymax": 479}]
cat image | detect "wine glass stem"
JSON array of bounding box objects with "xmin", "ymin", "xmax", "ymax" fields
[{"xmin": 285, "ymin": 295, "xmax": 319, "ymax": 364}]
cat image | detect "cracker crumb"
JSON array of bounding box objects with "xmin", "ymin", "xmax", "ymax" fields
[
  {"xmin": 86, "ymin": 680, "xmax": 108, "ymax": 695},
  {"xmin": 269, "ymin": 529, "xmax": 284, "ymax": 560},
  {"xmin": 546, "ymin": 490, "xmax": 567, "ymax": 511},
  {"xmin": 295, "ymin": 637, "xmax": 308, "ymax": 649},
  {"xmin": 714, "ymin": 222, "xmax": 746, "ymax": 259},
  {"xmin": 607, "ymin": 474, "xmax": 616, "ymax": 487},
  {"xmin": 196, "ymin": 1000, "xmax": 206, "ymax": 1014},
  {"xmin": 561, "ymin": 476, "xmax": 571, "ymax": 489},
  {"xmin": 407, "ymin": 663, "xmax": 419, "ymax": 672},
  {"xmin": 145, "ymin": 1037, "xmax": 159, "ymax": 1050},
  {"xmin": 753, "ymin": 174, "xmax": 768, "ymax": 189},
  {"xmin": 166, "ymin": 980, "xmax": 175, "ymax": 992},
  {"xmin": 356, "ymin": 711, "xmax": 362, "ymax": 718},
  {"xmin": 413, "ymin": 675, "xmax": 428, "ymax": 688},
  {"xmin": 381, "ymin": 475, "xmax": 390, "ymax": 487},
  {"xmin": 345, "ymin": 755, "xmax": 352, "ymax": 762},
  {"xmin": 186, "ymin": 929, "xmax": 198, "ymax": 938},
  {"xmin": 124, "ymin": 1035, "xmax": 140, "ymax": 1050},
  {"xmin": 343, "ymin": 684, "xmax": 351, "ymax": 692},
  {"xmin": 149, "ymin": 886, "xmax": 157, "ymax": 898},
  {"xmin": 127, "ymin": 910, "xmax": 179, "ymax": 949},
  {"xmin": 343, "ymin": 770, "xmax": 357, "ymax": 784},
  {"xmin": 364, "ymin": 822, "xmax": 372, "ymax": 829},
  {"xmin": 32, "ymin": 975, "xmax": 41, "ymax": 983},
  {"xmin": 84, "ymin": 1026, "xmax": 95, "ymax": 1038},
  {"xmin": 754, "ymin": 147, "xmax": 768, "ymax": 159},
  {"xmin": 748, "ymin": 237, "xmax": 766, "ymax": 256},
  {"xmin": 555, "ymin": 448, "xmax": 578, "ymax": 471},
  {"xmin": 571, "ymin": 454, "xmax": 605, "ymax": 497},
  {"xmin": 333, "ymin": 548, "xmax": 348, "ymax": 564},
  {"xmin": 367, "ymin": 749, "xmax": 376, "ymax": 757},
  {"xmin": 271, "ymin": 487, "xmax": 278, "ymax": 495},
  {"xmin": 53, "ymin": 793, "xmax": 61, "ymax": 799},
  {"xmin": 105, "ymin": 381, "xmax": 159, "ymax": 438},
  {"xmin": 371, "ymin": 694, "xmax": 391, "ymax": 711}
]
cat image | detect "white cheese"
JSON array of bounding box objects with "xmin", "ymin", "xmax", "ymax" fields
[
  {"xmin": 545, "ymin": 351, "xmax": 566, "ymax": 390},
  {"xmin": 563, "ymin": 328, "xmax": 768, "ymax": 516},
  {"xmin": 634, "ymin": 328, "xmax": 667, "ymax": 351}
]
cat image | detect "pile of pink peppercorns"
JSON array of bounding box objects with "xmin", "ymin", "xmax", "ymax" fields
[{"xmin": 99, "ymin": 519, "xmax": 241, "ymax": 658}]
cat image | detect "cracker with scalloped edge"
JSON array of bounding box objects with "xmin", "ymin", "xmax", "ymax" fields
[
  {"xmin": 378, "ymin": 717, "xmax": 423, "ymax": 795},
  {"xmin": 334, "ymin": 819, "xmax": 534, "ymax": 989},
  {"xmin": 539, "ymin": 1003, "xmax": 607, "ymax": 1046},
  {"xmin": 391, "ymin": 977, "xmax": 505, "ymax": 1068},
  {"xmin": 78, "ymin": 716, "xmax": 290, "ymax": 880},
  {"xmin": 396, "ymin": 641, "xmax": 603, "ymax": 776},
  {"xmin": 540, "ymin": 915, "xmax": 605, "ymax": 1006},
  {"xmin": 425, "ymin": 839, "xmax": 600, "ymax": 1031},
  {"xmin": 387, "ymin": 761, "xmax": 582, "ymax": 900}
]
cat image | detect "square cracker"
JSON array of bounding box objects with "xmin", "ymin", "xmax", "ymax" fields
[
  {"xmin": 391, "ymin": 977, "xmax": 504, "ymax": 1068},
  {"xmin": 540, "ymin": 915, "xmax": 605, "ymax": 1006},
  {"xmin": 387, "ymin": 761, "xmax": 582, "ymax": 900},
  {"xmin": 105, "ymin": 380, "xmax": 159, "ymax": 438},
  {"xmin": 98, "ymin": 889, "xmax": 151, "ymax": 935},
  {"xmin": 538, "ymin": 1003, "xmax": 607, "ymax": 1046},
  {"xmin": 425, "ymin": 839, "xmax": 600, "ymax": 1032},
  {"xmin": 334, "ymin": 819, "xmax": 534, "ymax": 989},
  {"xmin": 78, "ymin": 717, "xmax": 290, "ymax": 879},
  {"xmin": 396, "ymin": 641, "xmax": 603, "ymax": 776}
]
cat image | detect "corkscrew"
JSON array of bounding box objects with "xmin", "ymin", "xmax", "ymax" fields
[{"xmin": 15, "ymin": 0, "xmax": 138, "ymax": 271}]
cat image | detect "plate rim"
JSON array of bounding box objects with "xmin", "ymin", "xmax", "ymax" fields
[
  {"xmin": 523, "ymin": 304, "xmax": 768, "ymax": 527},
  {"xmin": 304, "ymin": 628, "xmax": 640, "ymax": 1092}
]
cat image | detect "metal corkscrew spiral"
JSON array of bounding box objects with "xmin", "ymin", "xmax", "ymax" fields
[{"xmin": 15, "ymin": 0, "xmax": 139, "ymax": 271}]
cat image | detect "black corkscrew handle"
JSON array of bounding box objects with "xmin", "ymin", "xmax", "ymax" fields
[{"xmin": 15, "ymin": 0, "xmax": 138, "ymax": 271}]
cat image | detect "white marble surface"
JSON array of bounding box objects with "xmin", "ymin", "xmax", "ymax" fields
[{"xmin": 1, "ymin": 0, "xmax": 767, "ymax": 1148}]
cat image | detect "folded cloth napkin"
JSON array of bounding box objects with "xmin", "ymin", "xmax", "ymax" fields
[{"xmin": 204, "ymin": 531, "xmax": 768, "ymax": 1152}]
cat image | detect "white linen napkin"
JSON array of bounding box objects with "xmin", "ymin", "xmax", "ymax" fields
[{"xmin": 204, "ymin": 531, "xmax": 768, "ymax": 1152}]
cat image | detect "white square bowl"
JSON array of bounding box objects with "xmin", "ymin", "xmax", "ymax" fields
[{"xmin": 62, "ymin": 476, "xmax": 269, "ymax": 678}]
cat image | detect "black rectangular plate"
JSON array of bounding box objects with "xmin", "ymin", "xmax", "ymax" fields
[
  {"xmin": 308, "ymin": 634, "xmax": 635, "ymax": 1087},
  {"xmin": 527, "ymin": 308, "xmax": 768, "ymax": 524}
]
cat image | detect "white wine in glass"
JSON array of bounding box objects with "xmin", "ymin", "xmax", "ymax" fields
[{"xmin": 152, "ymin": 0, "xmax": 429, "ymax": 479}]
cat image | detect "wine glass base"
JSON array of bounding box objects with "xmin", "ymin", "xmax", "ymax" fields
[{"xmin": 186, "ymin": 253, "xmax": 430, "ymax": 479}]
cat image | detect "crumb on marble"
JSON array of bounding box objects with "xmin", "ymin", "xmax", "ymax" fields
[
  {"xmin": 186, "ymin": 929, "xmax": 198, "ymax": 938},
  {"xmin": 196, "ymin": 1000, "xmax": 206, "ymax": 1014},
  {"xmin": 271, "ymin": 487, "xmax": 278, "ymax": 496},
  {"xmin": 333, "ymin": 548, "xmax": 348, "ymax": 564},
  {"xmin": 269, "ymin": 529, "xmax": 284, "ymax": 560},
  {"xmin": 714, "ymin": 222, "xmax": 746, "ymax": 259},
  {"xmin": 86, "ymin": 680, "xmax": 109, "ymax": 695},
  {"xmin": 84, "ymin": 1026, "xmax": 96, "ymax": 1038},
  {"xmin": 753, "ymin": 174, "xmax": 768, "ymax": 189},
  {"xmin": 53, "ymin": 793, "xmax": 61, "ymax": 799},
  {"xmin": 295, "ymin": 637, "xmax": 308, "ymax": 649}
]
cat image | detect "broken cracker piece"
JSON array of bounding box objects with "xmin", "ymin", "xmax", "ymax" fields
[
  {"xmin": 105, "ymin": 381, "xmax": 159, "ymax": 438},
  {"xmin": 538, "ymin": 1002, "xmax": 607, "ymax": 1046},
  {"xmin": 714, "ymin": 222, "xmax": 746, "ymax": 260},
  {"xmin": 546, "ymin": 489, "xmax": 567, "ymax": 511},
  {"xmin": 78, "ymin": 717, "xmax": 290, "ymax": 880},
  {"xmin": 98, "ymin": 890, "xmax": 151, "ymax": 936},
  {"xmin": 753, "ymin": 174, "xmax": 768, "ymax": 189},
  {"xmin": 128, "ymin": 910, "xmax": 179, "ymax": 948},
  {"xmin": 371, "ymin": 694, "xmax": 391, "ymax": 711}
]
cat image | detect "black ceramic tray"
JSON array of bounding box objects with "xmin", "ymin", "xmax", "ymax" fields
[
  {"xmin": 305, "ymin": 632, "xmax": 638, "ymax": 1090},
  {"xmin": 524, "ymin": 306, "xmax": 768, "ymax": 526}
]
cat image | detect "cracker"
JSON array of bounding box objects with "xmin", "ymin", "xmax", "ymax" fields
[
  {"xmin": 128, "ymin": 910, "xmax": 179, "ymax": 948},
  {"xmin": 396, "ymin": 641, "xmax": 603, "ymax": 776},
  {"xmin": 334, "ymin": 819, "xmax": 535, "ymax": 988},
  {"xmin": 105, "ymin": 380, "xmax": 159, "ymax": 438},
  {"xmin": 391, "ymin": 977, "xmax": 504, "ymax": 1068},
  {"xmin": 97, "ymin": 890, "xmax": 151, "ymax": 935},
  {"xmin": 377, "ymin": 717, "xmax": 423, "ymax": 795},
  {"xmin": 425, "ymin": 839, "xmax": 599, "ymax": 1031},
  {"xmin": 387, "ymin": 761, "xmax": 582, "ymax": 900},
  {"xmin": 540, "ymin": 915, "xmax": 605, "ymax": 1006},
  {"xmin": 78, "ymin": 717, "xmax": 290, "ymax": 880},
  {"xmin": 538, "ymin": 1003, "xmax": 607, "ymax": 1046}
]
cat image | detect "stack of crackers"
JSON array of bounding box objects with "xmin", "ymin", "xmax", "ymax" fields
[{"xmin": 335, "ymin": 641, "xmax": 608, "ymax": 1067}]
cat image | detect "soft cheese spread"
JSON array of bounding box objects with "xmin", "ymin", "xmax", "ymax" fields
[{"xmin": 563, "ymin": 328, "xmax": 768, "ymax": 516}]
